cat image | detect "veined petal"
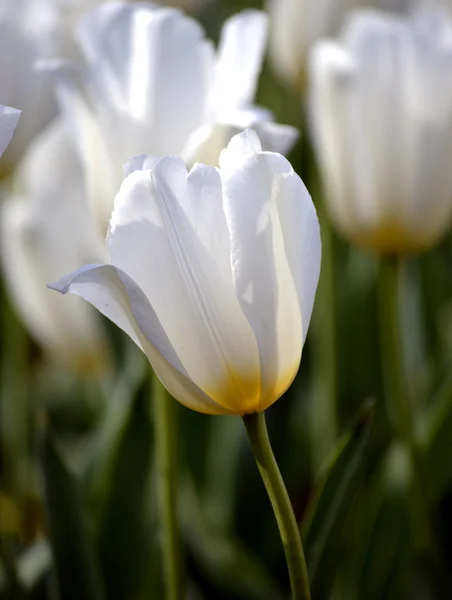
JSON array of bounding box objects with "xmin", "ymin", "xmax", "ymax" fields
[
  {"xmin": 0, "ymin": 105, "xmax": 20, "ymax": 158},
  {"xmin": 210, "ymin": 10, "xmax": 267, "ymax": 115},
  {"xmin": 77, "ymin": 2, "xmax": 214, "ymax": 158},
  {"xmin": 221, "ymin": 130, "xmax": 320, "ymax": 410},
  {"xmin": 49, "ymin": 263, "xmax": 230, "ymax": 415},
  {"xmin": 107, "ymin": 159, "xmax": 261, "ymax": 413},
  {"xmin": 271, "ymin": 161, "xmax": 321, "ymax": 346}
]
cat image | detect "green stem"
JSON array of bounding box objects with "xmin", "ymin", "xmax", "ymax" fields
[
  {"xmin": 304, "ymin": 135, "xmax": 338, "ymax": 472},
  {"xmin": 152, "ymin": 375, "xmax": 183, "ymax": 600},
  {"xmin": 378, "ymin": 256, "xmax": 447, "ymax": 594},
  {"xmin": 378, "ymin": 257, "xmax": 413, "ymax": 440},
  {"xmin": 311, "ymin": 209, "xmax": 338, "ymax": 471},
  {"xmin": 242, "ymin": 412, "xmax": 311, "ymax": 600}
]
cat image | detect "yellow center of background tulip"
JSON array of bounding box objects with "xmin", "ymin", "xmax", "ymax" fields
[{"xmin": 349, "ymin": 219, "xmax": 441, "ymax": 255}]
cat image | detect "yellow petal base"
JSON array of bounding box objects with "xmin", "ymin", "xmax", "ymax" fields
[{"xmin": 204, "ymin": 360, "xmax": 300, "ymax": 416}]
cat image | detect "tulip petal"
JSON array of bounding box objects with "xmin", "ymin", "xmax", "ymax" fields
[
  {"xmin": 0, "ymin": 120, "xmax": 106, "ymax": 370},
  {"xmin": 123, "ymin": 154, "xmax": 159, "ymax": 177},
  {"xmin": 210, "ymin": 10, "xmax": 267, "ymax": 114},
  {"xmin": 248, "ymin": 120, "xmax": 299, "ymax": 157},
  {"xmin": 43, "ymin": 59, "xmax": 118, "ymax": 230},
  {"xmin": 309, "ymin": 41, "xmax": 364, "ymax": 235},
  {"xmin": 107, "ymin": 159, "xmax": 262, "ymax": 413},
  {"xmin": 0, "ymin": 105, "xmax": 20, "ymax": 158},
  {"xmin": 49, "ymin": 263, "xmax": 230, "ymax": 414},
  {"xmin": 183, "ymin": 111, "xmax": 298, "ymax": 166},
  {"xmin": 221, "ymin": 130, "xmax": 320, "ymax": 410},
  {"xmin": 77, "ymin": 2, "xmax": 213, "ymax": 158}
]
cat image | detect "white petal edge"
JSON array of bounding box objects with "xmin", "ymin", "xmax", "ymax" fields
[
  {"xmin": 210, "ymin": 10, "xmax": 268, "ymax": 114},
  {"xmin": 48, "ymin": 263, "xmax": 230, "ymax": 414},
  {"xmin": 219, "ymin": 128, "xmax": 263, "ymax": 174},
  {"xmin": 222, "ymin": 142, "xmax": 309, "ymax": 410}
]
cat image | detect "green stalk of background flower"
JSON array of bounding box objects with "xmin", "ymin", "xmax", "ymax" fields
[
  {"xmin": 378, "ymin": 256, "xmax": 449, "ymax": 596},
  {"xmin": 243, "ymin": 411, "xmax": 311, "ymax": 600},
  {"xmin": 152, "ymin": 375, "xmax": 184, "ymax": 600},
  {"xmin": 305, "ymin": 141, "xmax": 338, "ymax": 472}
]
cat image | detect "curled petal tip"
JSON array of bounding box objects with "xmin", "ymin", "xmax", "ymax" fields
[{"xmin": 47, "ymin": 280, "xmax": 69, "ymax": 294}]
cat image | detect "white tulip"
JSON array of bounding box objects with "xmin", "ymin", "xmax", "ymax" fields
[
  {"xmin": 0, "ymin": 0, "xmax": 60, "ymax": 170},
  {"xmin": 49, "ymin": 130, "xmax": 321, "ymax": 415},
  {"xmin": 45, "ymin": 2, "xmax": 298, "ymax": 231},
  {"xmin": 1, "ymin": 119, "xmax": 108, "ymax": 373},
  {"xmin": 0, "ymin": 105, "xmax": 21, "ymax": 159},
  {"xmin": 309, "ymin": 5, "xmax": 452, "ymax": 254},
  {"xmin": 267, "ymin": 0, "xmax": 418, "ymax": 87}
]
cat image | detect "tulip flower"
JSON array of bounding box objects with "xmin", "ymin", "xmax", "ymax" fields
[
  {"xmin": 49, "ymin": 129, "xmax": 321, "ymax": 414},
  {"xmin": 1, "ymin": 119, "xmax": 108, "ymax": 374},
  {"xmin": 267, "ymin": 0, "xmax": 417, "ymax": 88},
  {"xmin": 46, "ymin": 2, "xmax": 298, "ymax": 231},
  {"xmin": 0, "ymin": 0, "xmax": 59, "ymax": 170},
  {"xmin": 0, "ymin": 105, "xmax": 20, "ymax": 159},
  {"xmin": 309, "ymin": 5, "xmax": 452, "ymax": 254}
]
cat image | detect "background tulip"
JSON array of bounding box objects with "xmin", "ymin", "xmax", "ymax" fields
[
  {"xmin": 308, "ymin": 5, "xmax": 452, "ymax": 254},
  {"xmin": 45, "ymin": 2, "xmax": 298, "ymax": 231},
  {"xmin": 0, "ymin": 0, "xmax": 59, "ymax": 171},
  {"xmin": 267, "ymin": 0, "xmax": 419, "ymax": 88},
  {"xmin": 50, "ymin": 129, "xmax": 321, "ymax": 414},
  {"xmin": 1, "ymin": 119, "xmax": 108, "ymax": 373}
]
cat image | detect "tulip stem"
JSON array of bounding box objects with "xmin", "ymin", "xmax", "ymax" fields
[
  {"xmin": 152, "ymin": 375, "xmax": 183, "ymax": 600},
  {"xmin": 378, "ymin": 256, "xmax": 447, "ymax": 593},
  {"xmin": 242, "ymin": 411, "xmax": 311, "ymax": 600}
]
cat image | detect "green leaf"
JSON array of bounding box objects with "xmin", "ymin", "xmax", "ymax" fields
[
  {"xmin": 96, "ymin": 382, "xmax": 155, "ymax": 600},
  {"xmin": 181, "ymin": 476, "xmax": 284, "ymax": 600},
  {"xmin": 83, "ymin": 346, "xmax": 148, "ymax": 512},
  {"xmin": 420, "ymin": 367, "xmax": 452, "ymax": 500},
  {"xmin": 41, "ymin": 428, "xmax": 105, "ymax": 600},
  {"xmin": 357, "ymin": 443, "xmax": 411, "ymax": 600},
  {"xmin": 301, "ymin": 400, "xmax": 375, "ymax": 598}
]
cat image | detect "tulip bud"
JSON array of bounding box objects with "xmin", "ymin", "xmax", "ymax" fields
[
  {"xmin": 49, "ymin": 130, "xmax": 321, "ymax": 414},
  {"xmin": 309, "ymin": 6, "xmax": 452, "ymax": 254},
  {"xmin": 45, "ymin": 2, "xmax": 298, "ymax": 233},
  {"xmin": 267, "ymin": 0, "xmax": 420, "ymax": 89},
  {"xmin": 1, "ymin": 119, "xmax": 109, "ymax": 374}
]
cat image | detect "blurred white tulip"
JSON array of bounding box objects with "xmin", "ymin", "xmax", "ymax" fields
[
  {"xmin": 49, "ymin": 130, "xmax": 321, "ymax": 415},
  {"xmin": 0, "ymin": 0, "xmax": 60, "ymax": 171},
  {"xmin": 1, "ymin": 119, "xmax": 109, "ymax": 374},
  {"xmin": 0, "ymin": 0, "xmax": 115, "ymax": 173},
  {"xmin": 267, "ymin": 0, "xmax": 418, "ymax": 88},
  {"xmin": 0, "ymin": 105, "xmax": 21, "ymax": 159},
  {"xmin": 45, "ymin": 2, "xmax": 298, "ymax": 231},
  {"xmin": 309, "ymin": 5, "xmax": 452, "ymax": 254}
]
